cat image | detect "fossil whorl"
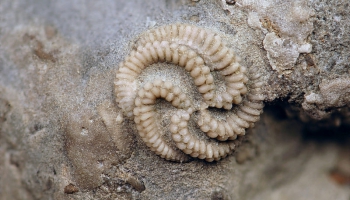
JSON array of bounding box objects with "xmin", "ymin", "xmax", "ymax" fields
[
  {"xmin": 133, "ymin": 80, "xmax": 192, "ymax": 162},
  {"xmin": 114, "ymin": 23, "xmax": 264, "ymax": 162}
]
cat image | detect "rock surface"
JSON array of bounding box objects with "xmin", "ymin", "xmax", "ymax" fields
[{"xmin": 0, "ymin": 0, "xmax": 349, "ymax": 199}]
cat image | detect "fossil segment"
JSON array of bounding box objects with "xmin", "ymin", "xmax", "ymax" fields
[
  {"xmin": 198, "ymin": 72, "xmax": 265, "ymax": 142},
  {"xmin": 115, "ymin": 23, "xmax": 265, "ymax": 162},
  {"xmin": 116, "ymin": 24, "xmax": 248, "ymax": 118},
  {"xmin": 136, "ymin": 23, "xmax": 249, "ymax": 105},
  {"xmin": 115, "ymin": 41, "xmax": 216, "ymax": 118},
  {"xmin": 170, "ymin": 109, "xmax": 235, "ymax": 162},
  {"xmin": 133, "ymin": 80, "xmax": 191, "ymax": 162}
]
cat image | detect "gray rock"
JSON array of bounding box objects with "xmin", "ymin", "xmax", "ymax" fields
[{"xmin": 0, "ymin": 0, "xmax": 349, "ymax": 199}]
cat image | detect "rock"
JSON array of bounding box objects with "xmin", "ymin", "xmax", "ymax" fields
[{"xmin": 0, "ymin": 0, "xmax": 349, "ymax": 199}]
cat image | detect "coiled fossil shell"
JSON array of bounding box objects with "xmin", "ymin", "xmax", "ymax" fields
[{"xmin": 115, "ymin": 23, "xmax": 264, "ymax": 162}]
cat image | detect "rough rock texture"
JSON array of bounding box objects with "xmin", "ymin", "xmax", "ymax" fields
[
  {"xmin": 236, "ymin": 0, "xmax": 314, "ymax": 74},
  {"xmin": 0, "ymin": 0, "xmax": 349, "ymax": 199}
]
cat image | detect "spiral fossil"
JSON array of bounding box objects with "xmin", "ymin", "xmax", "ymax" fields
[{"xmin": 115, "ymin": 23, "xmax": 264, "ymax": 162}]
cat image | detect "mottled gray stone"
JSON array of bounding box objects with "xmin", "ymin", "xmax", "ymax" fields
[{"xmin": 0, "ymin": 0, "xmax": 349, "ymax": 199}]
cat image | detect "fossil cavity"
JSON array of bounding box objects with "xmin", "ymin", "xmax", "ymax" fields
[{"xmin": 115, "ymin": 23, "xmax": 264, "ymax": 162}]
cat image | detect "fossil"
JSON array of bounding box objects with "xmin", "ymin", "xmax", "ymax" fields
[{"xmin": 115, "ymin": 23, "xmax": 264, "ymax": 162}]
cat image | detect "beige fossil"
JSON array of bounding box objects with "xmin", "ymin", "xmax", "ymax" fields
[{"xmin": 114, "ymin": 23, "xmax": 264, "ymax": 162}]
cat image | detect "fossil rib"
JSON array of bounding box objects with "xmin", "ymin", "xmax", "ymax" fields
[{"xmin": 115, "ymin": 23, "xmax": 264, "ymax": 162}]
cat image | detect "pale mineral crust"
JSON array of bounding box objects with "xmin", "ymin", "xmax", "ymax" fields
[{"xmin": 0, "ymin": 0, "xmax": 349, "ymax": 200}]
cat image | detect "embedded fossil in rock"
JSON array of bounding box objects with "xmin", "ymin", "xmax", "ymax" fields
[{"xmin": 115, "ymin": 23, "xmax": 264, "ymax": 162}]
